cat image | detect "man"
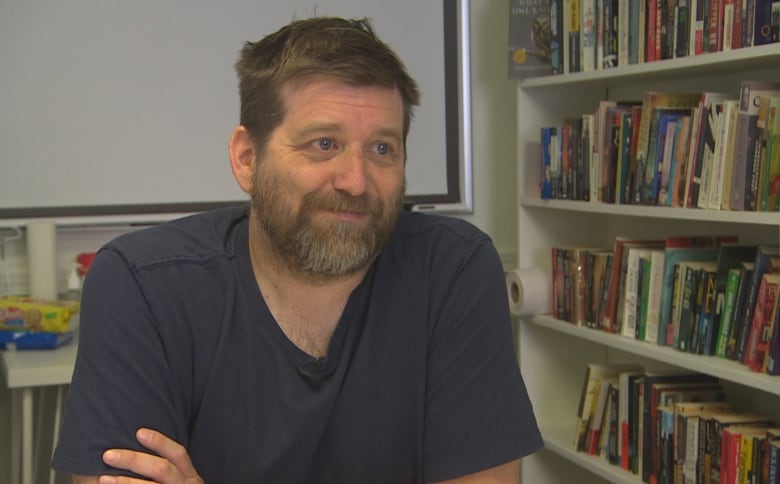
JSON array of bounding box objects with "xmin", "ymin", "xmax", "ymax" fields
[{"xmin": 52, "ymin": 17, "xmax": 542, "ymax": 483}]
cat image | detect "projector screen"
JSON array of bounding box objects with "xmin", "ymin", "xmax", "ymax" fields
[{"xmin": 0, "ymin": 0, "xmax": 473, "ymax": 222}]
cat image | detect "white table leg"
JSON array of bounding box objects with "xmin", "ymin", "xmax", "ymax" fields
[
  {"xmin": 10, "ymin": 388, "xmax": 21, "ymax": 484},
  {"xmin": 50, "ymin": 385, "xmax": 64, "ymax": 484},
  {"xmin": 22, "ymin": 387, "xmax": 34, "ymax": 484}
]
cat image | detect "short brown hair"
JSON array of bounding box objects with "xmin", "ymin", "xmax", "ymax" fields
[{"xmin": 235, "ymin": 17, "xmax": 421, "ymax": 155}]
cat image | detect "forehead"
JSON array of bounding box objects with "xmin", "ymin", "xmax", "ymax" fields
[{"xmin": 279, "ymin": 77, "xmax": 404, "ymax": 125}]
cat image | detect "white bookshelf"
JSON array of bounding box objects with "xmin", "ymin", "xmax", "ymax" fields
[{"xmin": 515, "ymin": 44, "xmax": 780, "ymax": 484}]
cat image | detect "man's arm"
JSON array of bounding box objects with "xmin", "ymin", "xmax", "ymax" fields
[
  {"xmin": 69, "ymin": 428, "xmax": 202, "ymax": 484},
  {"xmin": 430, "ymin": 459, "xmax": 520, "ymax": 483}
]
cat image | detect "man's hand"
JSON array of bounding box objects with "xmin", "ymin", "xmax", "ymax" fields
[{"xmin": 95, "ymin": 428, "xmax": 203, "ymax": 484}]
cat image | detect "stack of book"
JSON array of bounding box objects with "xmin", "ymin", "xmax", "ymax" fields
[
  {"xmin": 573, "ymin": 364, "xmax": 780, "ymax": 483},
  {"xmin": 512, "ymin": 0, "xmax": 780, "ymax": 78},
  {"xmin": 550, "ymin": 238, "xmax": 780, "ymax": 373},
  {"xmin": 539, "ymin": 82, "xmax": 780, "ymax": 213}
]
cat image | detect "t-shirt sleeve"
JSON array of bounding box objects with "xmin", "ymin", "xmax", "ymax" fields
[
  {"xmin": 52, "ymin": 247, "xmax": 189, "ymax": 477},
  {"xmin": 422, "ymin": 237, "xmax": 543, "ymax": 481}
]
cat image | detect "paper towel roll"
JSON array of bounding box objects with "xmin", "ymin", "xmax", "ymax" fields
[
  {"xmin": 506, "ymin": 267, "xmax": 551, "ymax": 316},
  {"xmin": 26, "ymin": 221, "xmax": 58, "ymax": 300}
]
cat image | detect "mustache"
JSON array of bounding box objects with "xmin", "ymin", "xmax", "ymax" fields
[{"xmin": 302, "ymin": 191, "xmax": 382, "ymax": 215}]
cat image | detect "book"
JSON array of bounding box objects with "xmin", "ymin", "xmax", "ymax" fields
[
  {"xmin": 712, "ymin": 244, "xmax": 757, "ymax": 356},
  {"xmin": 716, "ymin": 267, "xmax": 747, "ymax": 357},
  {"xmin": 764, "ymin": 292, "xmax": 780, "ymax": 374},
  {"xmin": 650, "ymin": 381, "xmax": 726, "ymax": 482},
  {"xmin": 619, "ymin": 369, "xmax": 646, "ymax": 470},
  {"xmin": 677, "ymin": 261, "xmax": 718, "ymax": 352},
  {"xmin": 743, "ymin": 273, "xmax": 780, "ymax": 371},
  {"xmin": 764, "ymin": 95, "xmax": 780, "ymax": 211},
  {"xmin": 674, "ymin": 402, "xmax": 734, "ymax": 484},
  {"xmin": 643, "ymin": 109, "xmax": 691, "ymax": 206},
  {"xmin": 574, "ymin": 363, "xmax": 642, "ymax": 452},
  {"xmin": 729, "ymin": 81, "xmax": 780, "ymax": 211},
  {"xmin": 704, "ymin": 413, "xmax": 775, "ymax": 484},
  {"xmin": 541, "ymin": 127, "xmax": 555, "ymax": 199},
  {"xmin": 586, "ymin": 375, "xmax": 618, "ymax": 454},
  {"xmin": 726, "ymin": 261, "xmax": 756, "ymax": 359},
  {"xmin": 643, "ymin": 249, "xmax": 667, "ymax": 344},
  {"xmin": 508, "ymin": 0, "xmax": 554, "ymax": 79},
  {"xmin": 659, "ymin": 246, "xmax": 720, "ymax": 347},
  {"xmin": 719, "ymin": 98, "xmax": 741, "ymax": 210},
  {"xmin": 640, "ymin": 372, "xmax": 720, "ymax": 483},
  {"xmin": 694, "ymin": 98, "xmax": 725, "ymax": 208},
  {"xmin": 617, "ymin": 241, "xmax": 666, "ymax": 337},
  {"xmin": 580, "ymin": 0, "xmax": 597, "ymax": 71},
  {"xmin": 601, "ymin": 238, "xmax": 659, "ymax": 333},
  {"xmin": 550, "ymin": 0, "xmax": 565, "ymax": 74},
  {"xmin": 707, "ymin": 98, "xmax": 739, "ymax": 210},
  {"xmin": 567, "ymin": 0, "xmax": 582, "ymax": 73},
  {"xmin": 683, "ymin": 92, "xmax": 731, "ymax": 208},
  {"xmin": 733, "ymin": 246, "xmax": 780, "ymax": 362},
  {"xmin": 633, "ymin": 92, "xmax": 701, "ymax": 205},
  {"xmin": 692, "ymin": 266, "xmax": 718, "ymax": 355}
]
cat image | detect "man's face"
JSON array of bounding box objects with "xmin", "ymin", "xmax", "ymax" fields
[{"xmin": 250, "ymin": 78, "xmax": 406, "ymax": 280}]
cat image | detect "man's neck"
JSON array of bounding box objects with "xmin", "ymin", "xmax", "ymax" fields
[{"xmin": 247, "ymin": 218, "xmax": 367, "ymax": 357}]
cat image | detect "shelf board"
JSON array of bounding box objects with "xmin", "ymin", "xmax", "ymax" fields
[
  {"xmin": 519, "ymin": 197, "xmax": 780, "ymax": 226},
  {"xmin": 519, "ymin": 44, "xmax": 780, "ymax": 89},
  {"xmin": 527, "ymin": 315, "xmax": 780, "ymax": 396},
  {"xmin": 540, "ymin": 423, "xmax": 642, "ymax": 484}
]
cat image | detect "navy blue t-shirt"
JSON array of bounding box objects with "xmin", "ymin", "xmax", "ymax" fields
[{"xmin": 52, "ymin": 206, "xmax": 542, "ymax": 483}]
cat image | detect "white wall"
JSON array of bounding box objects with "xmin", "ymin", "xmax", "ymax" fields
[
  {"xmin": 461, "ymin": 0, "xmax": 518, "ymax": 267},
  {"xmin": 0, "ymin": 1, "xmax": 518, "ymax": 481}
]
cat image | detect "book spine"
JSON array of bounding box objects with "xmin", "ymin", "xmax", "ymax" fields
[{"xmin": 715, "ymin": 268, "xmax": 742, "ymax": 357}]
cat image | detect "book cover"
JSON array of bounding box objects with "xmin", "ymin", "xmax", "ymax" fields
[
  {"xmin": 693, "ymin": 267, "xmax": 718, "ymax": 355},
  {"xmin": 619, "ymin": 242, "xmax": 666, "ymax": 338},
  {"xmin": 684, "ymin": 92, "xmax": 731, "ymax": 208},
  {"xmin": 650, "ymin": 382, "xmax": 725, "ymax": 483},
  {"xmin": 550, "ymin": 0, "xmax": 565, "ymax": 74},
  {"xmin": 753, "ymin": 0, "xmax": 774, "ymax": 44},
  {"xmin": 729, "ymin": 81, "xmax": 780, "ymax": 211},
  {"xmin": 713, "ymin": 245, "xmax": 759, "ymax": 354},
  {"xmin": 734, "ymin": 246, "xmax": 780, "ymax": 362},
  {"xmin": 668, "ymin": 114, "xmax": 693, "ymax": 207},
  {"xmin": 508, "ymin": 0, "xmax": 554, "ymax": 79},
  {"xmin": 764, "ymin": 292, "xmax": 780, "ymax": 374},
  {"xmin": 634, "ymin": 92, "xmax": 701, "ymax": 204},
  {"xmin": 568, "ymin": 0, "xmax": 582, "ymax": 72},
  {"xmin": 743, "ymin": 273, "xmax": 780, "ymax": 371},
  {"xmin": 707, "ymin": 98, "xmax": 739, "ymax": 210},
  {"xmin": 677, "ymin": 261, "xmax": 717, "ymax": 352},
  {"xmin": 760, "ymin": 95, "xmax": 780, "ymax": 211},
  {"xmin": 574, "ymin": 363, "xmax": 643, "ymax": 451},
  {"xmin": 718, "ymin": 99, "xmax": 741, "ymax": 210},
  {"xmin": 580, "ymin": 0, "xmax": 597, "ymax": 71},
  {"xmin": 541, "ymin": 127, "xmax": 555, "ymax": 199},
  {"xmin": 694, "ymin": 99, "xmax": 725, "ymax": 208},
  {"xmin": 674, "ymin": 402, "xmax": 734, "ymax": 484},
  {"xmin": 726, "ymin": 261, "xmax": 756, "ymax": 359},
  {"xmin": 619, "ymin": 369, "xmax": 646, "ymax": 470},
  {"xmin": 675, "ymin": 0, "xmax": 692, "ymax": 56},
  {"xmin": 658, "ymin": 246, "xmax": 719, "ymax": 347},
  {"xmin": 640, "ymin": 372, "xmax": 720, "ymax": 483},
  {"xmin": 644, "ymin": 249, "xmax": 667, "ymax": 344}
]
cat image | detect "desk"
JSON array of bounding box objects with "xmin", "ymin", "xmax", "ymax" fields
[{"xmin": 1, "ymin": 336, "xmax": 77, "ymax": 484}]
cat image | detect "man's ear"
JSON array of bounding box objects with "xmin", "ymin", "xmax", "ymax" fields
[{"xmin": 228, "ymin": 126, "xmax": 256, "ymax": 194}]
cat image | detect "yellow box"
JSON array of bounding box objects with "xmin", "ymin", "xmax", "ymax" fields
[{"xmin": 0, "ymin": 297, "xmax": 80, "ymax": 333}]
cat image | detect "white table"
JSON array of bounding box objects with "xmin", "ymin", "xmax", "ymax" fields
[{"xmin": 1, "ymin": 336, "xmax": 77, "ymax": 484}]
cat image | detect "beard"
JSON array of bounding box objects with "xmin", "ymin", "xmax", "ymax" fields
[{"xmin": 250, "ymin": 164, "xmax": 404, "ymax": 281}]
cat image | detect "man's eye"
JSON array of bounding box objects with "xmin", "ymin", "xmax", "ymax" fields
[
  {"xmin": 373, "ymin": 143, "xmax": 390, "ymax": 155},
  {"xmin": 315, "ymin": 138, "xmax": 334, "ymax": 150}
]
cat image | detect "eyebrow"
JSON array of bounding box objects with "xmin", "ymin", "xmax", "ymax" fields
[{"xmin": 296, "ymin": 123, "xmax": 403, "ymax": 146}]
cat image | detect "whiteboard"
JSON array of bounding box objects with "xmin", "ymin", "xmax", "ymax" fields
[{"xmin": 0, "ymin": 0, "xmax": 472, "ymax": 221}]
